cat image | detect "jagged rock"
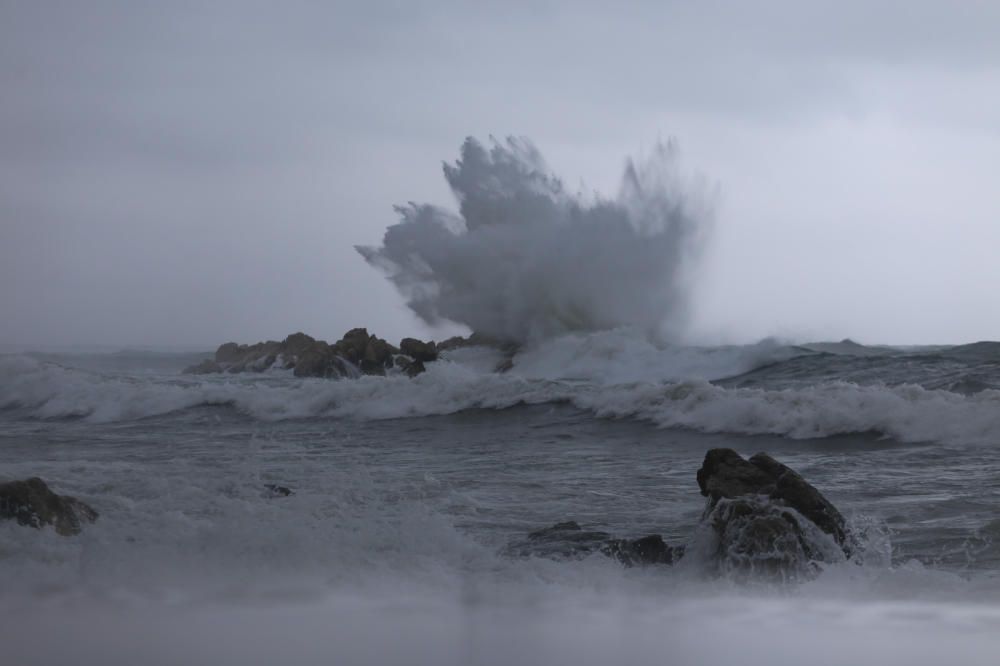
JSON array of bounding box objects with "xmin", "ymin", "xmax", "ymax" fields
[
  {"xmin": 334, "ymin": 328, "xmax": 372, "ymax": 363},
  {"xmin": 400, "ymin": 338, "xmax": 438, "ymax": 363},
  {"xmin": 505, "ymin": 521, "xmax": 678, "ymax": 567},
  {"xmin": 707, "ymin": 496, "xmax": 825, "ymax": 579},
  {"xmin": 696, "ymin": 449, "xmax": 850, "ymax": 578},
  {"xmin": 0, "ymin": 478, "xmax": 98, "ymax": 536},
  {"xmin": 215, "ymin": 342, "xmax": 244, "ymax": 364},
  {"xmin": 697, "ymin": 448, "xmax": 849, "ymax": 550},
  {"xmin": 603, "ymin": 534, "xmax": 682, "ymax": 566},
  {"xmin": 185, "ymin": 328, "xmax": 434, "ymax": 379}
]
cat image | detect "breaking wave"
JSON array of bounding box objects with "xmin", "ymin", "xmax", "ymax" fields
[{"xmin": 4, "ymin": 341, "xmax": 1000, "ymax": 446}]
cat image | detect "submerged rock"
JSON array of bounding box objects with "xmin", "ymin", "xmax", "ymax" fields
[
  {"xmin": 505, "ymin": 521, "xmax": 679, "ymax": 567},
  {"xmin": 0, "ymin": 477, "xmax": 98, "ymax": 536},
  {"xmin": 262, "ymin": 484, "xmax": 294, "ymax": 498}
]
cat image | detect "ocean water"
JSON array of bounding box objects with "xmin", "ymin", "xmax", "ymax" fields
[{"xmin": 3, "ymin": 331, "xmax": 1000, "ymax": 665}]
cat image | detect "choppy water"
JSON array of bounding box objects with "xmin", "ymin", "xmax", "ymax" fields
[{"xmin": 3, "ymin": 332, "xmax": 1000, "ymax": 665}]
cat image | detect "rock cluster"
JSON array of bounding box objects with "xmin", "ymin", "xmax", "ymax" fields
[
  {"xmin": 0, "ymin": 477, "xmax": 98, "ymax": 536},
  {"xmin": 508, "ymin": 448, "xmax": 851, "ymax": 577},
  {"xmin": 185, "ymin": 329, "xmax": 521, "ymax": 378}
]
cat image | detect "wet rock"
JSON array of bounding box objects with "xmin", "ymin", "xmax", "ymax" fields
[
  {"xmin": 399, "ymin": 338, "xmax": 438, "ymax": 363},
  {"xmin": 262, "ymin": 484, "xmax": 294, "ymax": 498},
  {"xmin": 0, "ymin": 477, "xmax": 98, "ymax": 536},
  {"xmin": 403, "ymin": 359, "xmax": 426, "ymax": 378},
  {"xmin": 707, "ymin": 497, "xmax": 828, "ymax": 580},
  {"xmin": 696, "ymin": 449, "xmax": 851, "ymax": 578},
  {"xmin": 696, "ymin": 448, "xmax": 849, "ymax": 551},
  {"xmin": 602, "ymin": 534, "xmax": 681, "ymax": 566},
  {"xmin": 506, "ymin": 521, "xmax": 678, "ymax": 567},
  {"xmin": 506, "ymin": 521, "xmax": 612, "ymax": 559}
]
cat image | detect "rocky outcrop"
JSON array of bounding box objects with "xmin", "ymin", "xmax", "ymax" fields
[
  {"xmin": 507, "ymin": 450, "xmax": 848, "ymax": 579},
  {"xmin": 697, "ymin": 448, "xmax": 849, "ymax": 550},
  {"xmin": 399, "ymin": 338, "xmax": 438, "ymax": 363},
  {"xmin": 183, "ymin": 330, "xmax": 398, "ymax": 378},
  {"xmin": 183, "ymin": 328, "xmax": 525, "ymax": 379},
  {"xmin": 505, "ymin": 521, "xmax": 680, "ymax": 567},
  {"xmin": 696, "ymin": 448, "xmax": 851, "ymax": 578},
  {"xmin": 0, "ymin": 478, "xmax": 98, "ymax": 536}
]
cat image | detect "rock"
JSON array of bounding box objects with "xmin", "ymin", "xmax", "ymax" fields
[
  {"xmin": 215, "ymin": 342, "xmax": 244, "ymax": 364},
  {"xmin": 262, "ymin": 484, "xmax": 293, "ymax": 498},
  {"xmin": 696, "ymin": 448, "xmax": 849, "ymax": 551},
  {"xmin": 399, "ymin": 338, "xmax": 438, "ymax": 363},
  {"xmin": 695, "ymin": 449, "xmax": 851, "ymax": 578},
  {"xmin": 404, "ymin": 359, "xmax": 426, "ymax": 378},
  {"xmin": 505, "ymin": 521, "xmax": 678, "ymax": 567},
  {"xmin": 705, "ymin": 496, "xmax": 837, "ymax": 581},
  {"xmin": 0, "ymin": 478, "xmax": 98, "ymax": 536},
  {"xmin": 334, "ymin": 328, "xmax": 372, "ymax": 364},
  {"xmin": 602, "ymin": 534, "xmax": 682, "ymax": 566}
]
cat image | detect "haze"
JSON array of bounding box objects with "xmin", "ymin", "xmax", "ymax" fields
[{"xmin": 2, "ymin": 1, "xmax": 999, "ymax": 348}]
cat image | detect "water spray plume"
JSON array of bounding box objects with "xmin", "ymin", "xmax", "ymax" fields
[{"xmin": 357, "ymin": 136, "xmax": 713, "ymax": 343}]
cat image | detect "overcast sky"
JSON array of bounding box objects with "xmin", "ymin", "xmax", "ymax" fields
[{"xmin": 2, "ymin": 1, "xmax": 999, "ymax": 348}]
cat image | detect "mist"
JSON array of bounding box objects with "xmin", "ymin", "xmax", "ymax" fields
[{"xmin": 357, "ymin": 137, "xmax": 711, "ymax": 343}]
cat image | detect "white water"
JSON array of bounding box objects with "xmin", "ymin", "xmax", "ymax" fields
[
  {"xmin": 4, "ymin": 333, "xmax": 1000, "ymax": 446},
  {"xmin": 357, "ymin": 137, "xmax": 712, "ymax": 343}
]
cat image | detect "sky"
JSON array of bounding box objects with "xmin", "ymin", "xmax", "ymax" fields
[{"xmin": 2, "ymin": 0, "xmax": 999, "ymax": 348}]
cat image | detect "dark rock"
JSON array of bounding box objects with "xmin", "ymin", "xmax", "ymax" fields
[
  {"xmin": 293, "ymin": 346, "xmax": 348, "ymax": 378},
  {"xmin": 184, "ymin": 332, "xmax": 356, "ymax": 378},
  {"xmin": 506, "ymin": 521, "xmax": 613, "ymax": 560},
  {"xmin": 707, "ymin": 497, "xmax": 826, "ymax": 580},
  {"xmin": 215, "ymin": 342, "xmax": 244, "ymax": 364},
  {"xmin": 399, "ymin": 338, "xmax": 438, "ymax": 363},
  {"xmin": 695, "ymin": 449, "xmax": 851, "ymax": 578},
  {"xmin": 748, "ymin": 452, "xmax": 849, "ymax": 548},
  {"xmin": 0, "ymin": 477, "xmax": 98, "ymax": 536},
  {"xmin": 602, "ymin": 534, "xmax": 681, "ymax": 566},
  {"xmin": 696, "ymin": 448, "xmax": 849, "ymax": 551},
  {"xmin": 262, "ymin": 484, "xmax": 293, "ymax": 498},
  {"xmin": 697, "ymin": 448, "xmax": 776, "ymax": 501},
  {"xmin": 506, "ymin": 521, "xmax": 678, "ymax": 567},
  {"xmin": 404, "ymin": 359, "xmax": 426, "ymax": 378},
  {"xmin": 335, "ymin": 328, "xmax": 372, "ymax": 363}
]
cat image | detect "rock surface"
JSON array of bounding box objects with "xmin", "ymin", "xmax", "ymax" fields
[
  {"xmin": 183, "ymin": 330, "xmax": 399, "ymax": 378},
  {"xmin": 0, "ymin": 477, "xmax": 98, "ymax": 536},
  {"xmin": 184, "ymin": 328, "xmax": 526, "ymax": 379},
  {"xmin": 505, "ymin": 521, "xmax": 680, "ymax": 567},
  {"xmin": 697, "ymin": 448, "xmax": 849, "ymax": 550},
  {"xmin": 696, "ymin": 448, "xmax": 851, "ymax": 578}
]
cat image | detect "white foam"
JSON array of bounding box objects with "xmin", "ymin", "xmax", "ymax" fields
[{"xmin": 4, "ymin": 347, "xmax": 1000, "ymax": 447}]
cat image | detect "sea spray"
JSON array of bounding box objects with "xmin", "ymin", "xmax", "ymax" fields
[{"xmin": 357, "ymin": 137, "xmax": 713, "ymax": 343}]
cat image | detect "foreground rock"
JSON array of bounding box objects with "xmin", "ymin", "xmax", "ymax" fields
[
  {"xmin": 507, "ymin": 450, "xmax": 849, "ymax": 579},
  {"xmin": 0, "ymin": 478, "xmax": 98, "ymax": 536},
  {"xmin": 696, "ymin": 448, "xmax": 851, "ymax": 578},
  {"xmin": 505, "ymin": 521, "xmax": 680, "ymax": 567}
]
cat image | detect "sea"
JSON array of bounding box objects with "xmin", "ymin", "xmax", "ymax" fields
[{"xmin": 2, "ymin": 329, "xmax": 1000, "ymax": 665}]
